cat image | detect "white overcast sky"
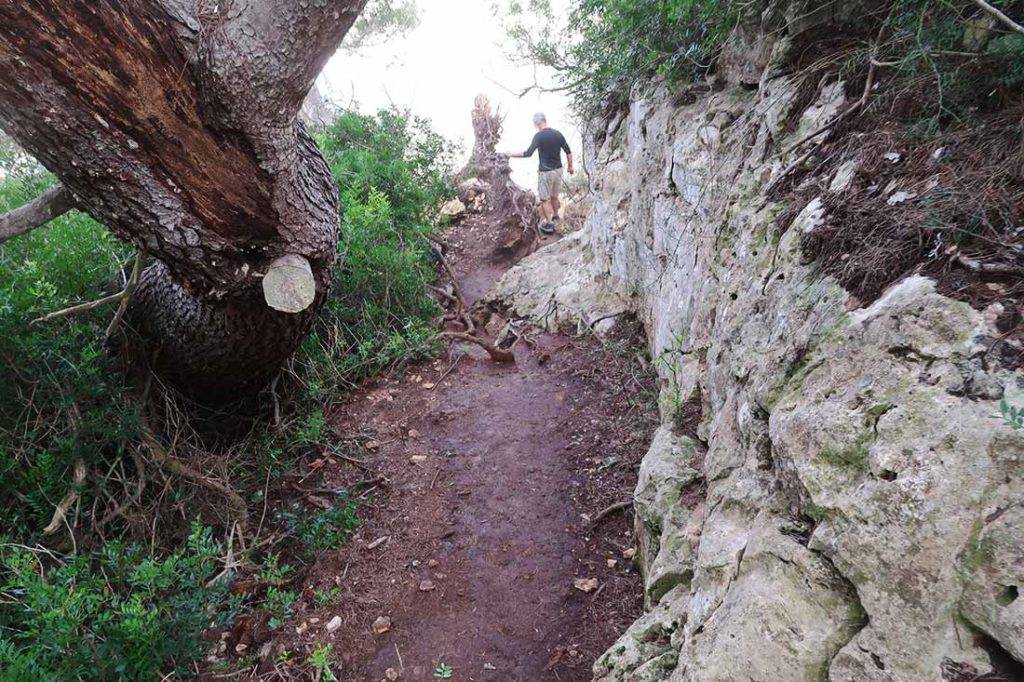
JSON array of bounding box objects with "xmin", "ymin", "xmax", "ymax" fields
[{"xmin": 320, "ymin": 0, "xmax": 578, "ymax": 188}]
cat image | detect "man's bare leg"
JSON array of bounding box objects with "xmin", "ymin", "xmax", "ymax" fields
[
  {"xmin": 540, "ymin": 199, "xmax": 554, "ymax": 222},
  {"xmin": 551, "ymin": 195, "xmax": 562, "ymax": 220}
]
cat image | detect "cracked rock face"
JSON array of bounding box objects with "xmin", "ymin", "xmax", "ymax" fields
[{"xmin": 487, "ymin": 18, "xmax": 1022, "ymax": 682}]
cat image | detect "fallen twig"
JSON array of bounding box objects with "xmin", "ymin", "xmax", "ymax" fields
[
  {"xmin": 353, "ymin": 475, "xmax": 386, "ymax": 490},
  {"xmin": 439, "ymin": 331, "xmax": 516, "ymax": 363},
  {"xmin": 587, "ymin": 500, "xmax": 633, "ymax": 528},
  {"xmin": 430, "ymin": 353, "xmax": 462, "ymax": 388},
  {"xmin": 104, "ymin": 250, "xmax": 147, "ymax": 340},
  {"xmin": 956, "ymin": 253, "xmax": 1020, "ymax": 275}
]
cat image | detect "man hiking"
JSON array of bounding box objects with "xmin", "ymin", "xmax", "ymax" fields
[{"xmin": 504, "ymin": 113, "xmax": 574, "ymax": 235}]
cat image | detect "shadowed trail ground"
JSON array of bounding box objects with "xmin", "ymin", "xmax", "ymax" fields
[{"xmin": 274, "ymin": 214, "xmax": 656, "ymax": 681}]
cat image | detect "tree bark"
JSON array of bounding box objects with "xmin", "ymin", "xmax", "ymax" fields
[
  {"xmin": 0, "ymin": 184, "xmax": 74, "ymax": 244},
  {"xmin": 0, "ymin": 0, "xmax": 367, "ymax": 399}
]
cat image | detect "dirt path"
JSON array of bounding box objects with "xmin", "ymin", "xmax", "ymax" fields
[{"xmin": 263, "ymin": 215, "xmax": 657, "ymax": 681}]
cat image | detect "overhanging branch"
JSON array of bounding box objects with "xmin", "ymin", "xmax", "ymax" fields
[
  {"xmin": 0, "ymin": 184, "xmax": 74, "ymax": 244},
  {"xmin": 970, "ymin": 0, "xmax": 1024, "ymax": 37}
]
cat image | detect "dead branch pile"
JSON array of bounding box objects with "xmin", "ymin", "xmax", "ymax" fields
[
  {"xmin": 794, "ymin": 105, "xmax": 1024, "ymax": 366},
  {"xmin": 470, "ymin": 94, "xmax": 538, "ymax": 257}
]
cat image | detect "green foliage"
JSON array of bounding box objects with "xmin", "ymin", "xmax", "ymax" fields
[
  {"xmin": 434, "ymin": 662, "xmax": 455, "ymax": 679},
  {"xmin": 256, "ymin": 554, "xmax": 295, "ymax": 586},
  {"xmin": 0, "ymin": 167, "xmax": 134, "ymax": 536},
  {"xmin": 300, "ymin": 109, "xmax": 456, "ymax": 395},
  {"xmin": 877, "ymin": 0, "xmax": 1024, "ymax": 128},
  {"xmin": 309, "ymin": 643, "xmax": 337, "ymax": 681},
  {"xmin": 264, "ymin": 587, "xmax": 299, "ymax": 630},
  {"xmin": 0, "ymin": 524, "xmax": 235, "ymax": 679},
  {"xmin": 274, "ymin": 496, "xmax": 361, "ymax": 559},
  {"xmin": 312, "ymin": 586, "xmax": 343, "ymax": 608},
  {"xmin": 344, "ymin": 0, "xmax": 420, "ymax": 51},
  {"xmin": 501, "ymin": 0, "xmax": 739, "ymax": 114},
  {"xmin": 1000, "ymin": 400, "xmax": 1024, "ymax": 430},
  {"xmin": 0, "ymin": 149, "xmax": 211, "ymax": 680}
]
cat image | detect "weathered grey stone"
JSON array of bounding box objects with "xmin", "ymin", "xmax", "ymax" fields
[
  {"xmin": 486, "ymin": 17, "xmax": 1022, "ymax": 679},
  {"xmin": 593, "ymin": 586, "xmax": 689, "ymax": 682},
  {"xmin": 634, "ymin": 426, "xmax": 703, "ymax": 605},
  {"xmin": 487, "ymin": 230, "xmax": 630, "ymax": 335}
]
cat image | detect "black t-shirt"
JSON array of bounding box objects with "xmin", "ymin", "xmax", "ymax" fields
[{"xmin": 524, "ymin": 128, "xmax": 571, "ymax": 172}]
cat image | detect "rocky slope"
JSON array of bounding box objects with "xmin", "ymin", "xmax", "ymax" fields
[{"xmin": 488, "ymin": 9, "xmax": 1023, "ymax": 681}]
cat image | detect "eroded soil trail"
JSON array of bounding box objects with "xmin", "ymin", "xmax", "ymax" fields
[{"xmin": 269, "ymin": 216, "xmax": 656, "ymax": 681}]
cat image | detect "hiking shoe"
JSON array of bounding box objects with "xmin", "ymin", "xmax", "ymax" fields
[
  {"xmin": 552, "ymin": 213, "xmax": 561, "ymax": 222},
  {"xmin": 540, "ymin": 222, "xmax": 556, "ymax": 235}
]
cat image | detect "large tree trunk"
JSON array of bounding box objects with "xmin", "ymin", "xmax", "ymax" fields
[{"xmin": 0, "ymin": 0, "xmax": 366, "ymax": 399}]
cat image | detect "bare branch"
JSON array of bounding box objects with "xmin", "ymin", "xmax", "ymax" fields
[
  {"xmin": 439, "ymin": 332, "xmax": 516, "ymax": 364},
  {"xmin": 0, "ymin": 185, "xmax": 74, "ymax": 244},
  {"xmin": 970, "ymin": 0, "xmax": 1024, "ymax": 37},
  {"xmin": 105, "ymin": 251, "xmax": 148, "ymax": 340},
  {"xmin": 35, "ymin": 250, "xmax": 147, "ymax": 326},
  {"xmin": 956, "ymin": 253, "xmax": 1021, "ymax": 275},
  {"xmin": 33, "ymin": 290, "xmax": 128, "ymax": 325}
]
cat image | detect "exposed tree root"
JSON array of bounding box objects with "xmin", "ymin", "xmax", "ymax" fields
[
  {"xmin": 440, "ymin": 332, "xmax": 516, "ymax": 363},
  {"xmin": 139, "ymin": 414, "xmax": 249, "ymax": 530},
  {"xmin": 587, "ymin": 500, "xmax": 633, "ymax": 528},
  {"xmin": 434, "ymin": 246, "xmax": 476, "ymax": 333}
]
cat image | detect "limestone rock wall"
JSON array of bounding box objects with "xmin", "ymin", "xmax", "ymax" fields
[{"xmin": 488, "ymin": 17, "xmax": 1023, "ymax": 682}]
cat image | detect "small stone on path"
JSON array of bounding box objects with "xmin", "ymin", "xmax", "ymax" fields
[
  {"xmin": 372, "ymin": 616, "xmax": 392, "ymax": 634},
  {"xmin": 574, "ymin": 577, "xmax": 599, "ymax": 593},
  {"xmin": 325, "ymin": 616, "xmax": 342, "ymax": 633}
]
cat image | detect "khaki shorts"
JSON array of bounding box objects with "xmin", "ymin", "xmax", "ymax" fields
[{"xmin": 538, "ymin": 169, "xmax": 563, "ymax": 202}]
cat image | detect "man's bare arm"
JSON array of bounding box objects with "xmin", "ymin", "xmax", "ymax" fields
[{"xmin": 566, "ymin": 153, "xmax": 575, "ymax": 175}]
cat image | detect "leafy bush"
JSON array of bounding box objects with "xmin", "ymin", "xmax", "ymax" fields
[
  {"xmin": 0, "ymin": 524, "xmax": 235, "ymax": 679},
  {"xmin": 872, "ymin": 0, "xmax": 1024, "ymax": 129},
  {"xmin": 298, "ymin": 109, "xmax": 456, "ymax": 397},
  {"xmin": 504, "ymin": 0, "xmax": 1024, "ymax": 123},
  {"xmin": 0, "ymin": 164, "xmax": 134, "ymax": 535},
  {"xmin": 503, "ymin": 0, "xmax": 739, "ymax": 114}
]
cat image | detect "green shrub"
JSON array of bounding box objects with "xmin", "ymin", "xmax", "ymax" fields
[
  {"xmin": 503, "ymin": 0, "xmax": 739, "ymax": 114},
  {"xmin": 0, "ymin": 166, "xmax": 134, "ymax": 536},
  {"xmin": 873, "ymin": 0, "xmax": 1024, "ymax": 129},
  {"xmin": 0, "ymin": 523, "xmax": 235, "ymax": 679},
  {"xmin": 298, "ymin": 109, "xmax": 456, "ymax": 395},
  {"xmin": 504, "ymin": 0, "xmax": 1024, "ymax": 124}
]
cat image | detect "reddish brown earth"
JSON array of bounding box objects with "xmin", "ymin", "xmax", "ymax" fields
[{"xmin": 248, "ymin": 214, "xmax": 657, "ymax": 680}]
